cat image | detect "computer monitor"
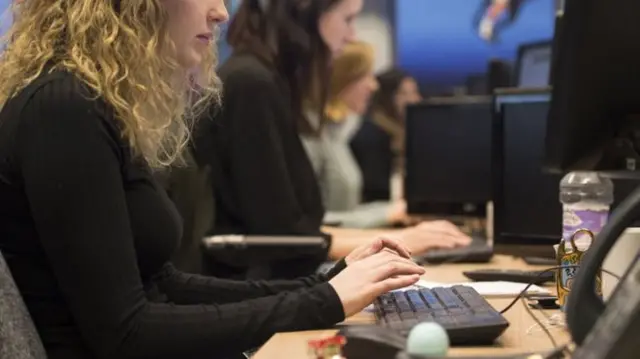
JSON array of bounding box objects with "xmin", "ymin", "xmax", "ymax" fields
[
  {"xmin": 405, "ymin": 97, "xmax": 492, "ymax": 218},
  {"xmin": 542, "ymin": 0, "xmax": 640, "ymax": 354},
  {"xmin": 544, "ymin": 2, "xmax": 640, "ymax": 174},
  {"xmin": 514, "ymin": 40, "xmax": 553, "ymax": 88},
  {"xmin": 487, "ymin": 59, "xmax": 513, "ymax": 92},
  {"xmin": 465, "ymin": 74, "xmax": 487, "ymax": 95},
  {"xmin": 493, "ymin": 88, "xmax": 640, "ymax": 258},
  {"xmin": 463, "ymin": 59, "xmax": 512, "ymax": 96},
  {"xmin": 493, "ymin": 88, "xmax": 558, "ymax": 255}
]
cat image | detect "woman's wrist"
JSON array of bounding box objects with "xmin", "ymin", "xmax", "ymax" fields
[{"xmin": 325, "ymin": 258, "xmax": 347, "ymax": 279}]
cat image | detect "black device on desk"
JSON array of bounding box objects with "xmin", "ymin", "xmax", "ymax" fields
[
  {"xmin": 405, "ymin": 96, "xmax": 493, "ymax": 219},
  {"xmin": 415, "ymin": 237, "xmax": 493, "ymax": 265},
  {"xmin": 463, "ymin": 269, "xmax": 555, "ymax": 285},
  {"xmin": 541, "ymin": 0, "xmax": 640, "ymax": 358},
  {"xmin": 522, "ymin": 256, "xmax": 557, "ymax": 266}
]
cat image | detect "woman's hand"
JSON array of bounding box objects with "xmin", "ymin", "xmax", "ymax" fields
[
  {"xmin": 399, "ymin": 220, "xmax": 472, "ymax": 255},
  {"xmin": 345, "ymin": 236, "xmax": 412, "ymax": 266},
  {"xmin": 329, "ymin": 251, "xmax": 425, "ymax": 316}
]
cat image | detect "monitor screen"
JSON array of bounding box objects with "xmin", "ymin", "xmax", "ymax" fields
[
  {"xmin": 396, "ymin": 0, "xmax": 556, "ymax": 96},
  {"xmin": 516, "ymin": 42, "xmax": 553, "ymax": 87},
  {"xmin": 494, "ymin": 91, "xmax": 640, "ymax": 246},
  {"xmin": 498, "ymin": 94, "xmax": 560, "ymax": 243},
  {"xmin": 405, "ymin": 99, "xmax": 492, "ymax": 216}
]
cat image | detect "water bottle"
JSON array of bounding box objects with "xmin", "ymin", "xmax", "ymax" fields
[{"xmin": 557, "ymin": 172, "xmax": 614, "ymax": 309}]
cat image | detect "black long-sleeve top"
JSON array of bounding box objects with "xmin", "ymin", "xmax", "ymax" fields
[
  {"xmin": 192, "ymin": 52, "xmax": 330, "ymax": 279},
  {"xmin": 350, "ymin": 117, "xmax": 394, "ymax": 203},
  {"xmin": 0, "ymin": 70, "xmax": 345, "ymax": 359}
]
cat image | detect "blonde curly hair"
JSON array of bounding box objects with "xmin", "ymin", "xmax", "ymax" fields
[{"xmin": 0, "ymin": 0, "xmax": 221, "ymax": 168}]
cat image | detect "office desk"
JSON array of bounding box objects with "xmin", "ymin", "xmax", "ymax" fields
[{"xmin": 253, "ymin": 255, "xmax": 570, "ymax": 358}]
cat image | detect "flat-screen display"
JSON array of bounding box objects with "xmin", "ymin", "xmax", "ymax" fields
[
  {"xmin": 517, "ymin": 42, "xmax": 552, "ymax": 87},
  {"xmin": 405, "ymin": 99, "xmax": 493, "ymax": 217}
]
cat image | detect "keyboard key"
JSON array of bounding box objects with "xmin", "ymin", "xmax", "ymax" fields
[
  {"xmin": 393, "ymin": 291, "xmax": 409, "ymax": 303},
  {"xmin": 447, "ymin": 308, "xmax": 467, "ymax": 315},
  {"xmin": 406, "ymin": 290, "xmax": 428, "ymax": 311},
  {"xmin": 419, "ymin": 289, "xmax": 444, "ymax": 310},
  {"xmin": 433, "ymin": 288, "xmax": 463, "ymax": 309},
  {"xmin": 379, "ymin": 293, "xmax": 394, "ymax": 303},
  {"xmin": 385, "ymin": 313, "xmax": 401, "ymax": 323},
  {"xmin": 400, "ymin": 311, "xmax": 416, "ymax": 320},
  {"xmin": 387, "ymin": 321, "xmax": 405, "ymax": 331},
  {"xmin": 431, "ymin": 309, "xmax": 449, "ymax": 318},
  {"xmin": 434, "ymin": 317, "xmax": 456, "ymax": 326},
  {"xmin": 416, "ymin": 312, "xmax": 433, "ymax": 321},
  {"xmin": 403, "ymin": 319, "xmax": 419, "ymax": 328},
  {"xmin": 393, "ymin": 292, "xmax": 412, "ymax": 312}
]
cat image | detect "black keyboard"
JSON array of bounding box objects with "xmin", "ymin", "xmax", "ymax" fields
[
  {"xmin": 415, "ymin": 237, "xmax": 493, "ymax": 264},
  {"xmin": 373, "ymin": 285, "xmax": 509, "ymax": 345}
]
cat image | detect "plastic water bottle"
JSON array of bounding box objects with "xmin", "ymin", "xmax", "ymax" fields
[{"xmin": 557, "ymin": 172, "xmax": 614, "ymax": 309}]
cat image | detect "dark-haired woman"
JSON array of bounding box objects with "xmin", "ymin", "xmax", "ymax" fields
[
  {"xmin": 194, "ymin": 0, "xmax": 467, "ymax": 280},
  {"xmin": 193, "ymin": 0, "xmax": 369, "ymax": 280},
  {"xmin": 350, "ymin": 69, "xmax": 421, "ymax": 204}
]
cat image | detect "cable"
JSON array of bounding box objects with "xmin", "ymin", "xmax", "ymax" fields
[
  {"xmin": 542, "ymin": 343, "xmax": 571, "ymax": 359},
  {"xmin": 517, "ymin": 269, "xmax": 577, "ymax": 359},
  {"xmin": 499, "ymin": 265, "xmax": 621, "ymax": 314},
  {"xmin": 522, "ymin": 295, "xmax": 557, "ymax": 347},
  {"xmin": 472, "ymin": 264, "xmax": 615, "ymax": 358}
]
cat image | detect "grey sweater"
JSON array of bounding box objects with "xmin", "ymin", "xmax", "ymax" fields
[{"xmin": 301, "ymin": 114, "xmax": 392, "ymax": 228}]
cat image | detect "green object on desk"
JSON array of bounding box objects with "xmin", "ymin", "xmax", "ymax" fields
[{"xmin": 406, "ymin": 322, "xmax": 450, "ymax": 357}]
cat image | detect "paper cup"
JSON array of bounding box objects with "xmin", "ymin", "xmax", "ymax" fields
[{"xmin": 603, "ymin": 227, "xmax": 640, "ymax": 300}]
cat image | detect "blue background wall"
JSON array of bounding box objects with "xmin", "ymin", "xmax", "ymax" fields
[
  {"xmin": 396, "ymin": 0, "xmax": 555, "ymax": 95},
  {"xmin": 0, "ymin": 1, "xmax": 12, "ymax": 37},
  {"xmin": 217, "ymin": 0, "xmax": 242, "ymax": 65}
]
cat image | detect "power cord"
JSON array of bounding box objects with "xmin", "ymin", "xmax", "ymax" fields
[
  {"xmin": 496, "ymin": 265, "xmax": 621, "ymax": 359},
  {"xmin": 522, "ymin": 294, "xmax": 558, "ymax": 347},
  {"xmin": 499, "ymin": 265, "xmax": 621, "ymax": 314}
]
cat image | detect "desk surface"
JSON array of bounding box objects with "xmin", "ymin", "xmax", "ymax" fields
[{"xmin": 253, "ymin": 255, "xmax": 569, "ymax": 358}]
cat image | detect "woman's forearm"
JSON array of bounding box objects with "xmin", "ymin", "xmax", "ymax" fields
[{"xmin": 324, "ymin": 227, "xmax": 402, "ymax": 260}]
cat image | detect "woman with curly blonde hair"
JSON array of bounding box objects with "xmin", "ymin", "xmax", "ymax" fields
[{"xmin": 0, "ymin": 1, "xmax": 424, "ymax": 358}]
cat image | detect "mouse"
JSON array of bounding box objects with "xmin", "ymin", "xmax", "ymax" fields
[{"xmin": 338, "ymin": 325, "xmax": 406, "ymax": 359}]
